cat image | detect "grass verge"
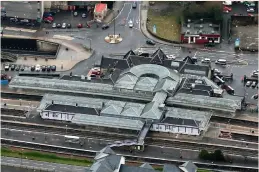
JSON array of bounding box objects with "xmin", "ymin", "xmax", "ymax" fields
[
  {"xmin": 147, "ymin": 9, "xmax": 181, "ymax": 42},
  {"xmin": 1, "ymin": 147, "xmax": 93, "ymax": 167}
]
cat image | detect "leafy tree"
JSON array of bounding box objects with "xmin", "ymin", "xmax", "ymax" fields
[{"xmin": 213, "ymin": 150, "xmax": 225, "ymax": 162}]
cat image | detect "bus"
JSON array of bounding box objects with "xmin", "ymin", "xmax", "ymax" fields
[{"xmin": 64, "ymin": 135, "xmax": 80, "ymax": 144}]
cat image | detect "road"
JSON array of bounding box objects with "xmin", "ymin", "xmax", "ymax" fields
[{"xmin": 1, "ymin": 156, "xmax": 87, "ymax": 172}]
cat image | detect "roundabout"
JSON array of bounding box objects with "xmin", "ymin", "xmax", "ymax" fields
[{"xmin": 104, "ymin": 34, "xmax": 123, "ymax": 44}]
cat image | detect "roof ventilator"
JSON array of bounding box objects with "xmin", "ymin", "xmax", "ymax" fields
[
  {"xmin": 200, "ymin": 24, "xmax": 203, "ymax": 28},
  {"xmin": 187, "ymin": 24, "xmax": 191, "ymax": 28}
]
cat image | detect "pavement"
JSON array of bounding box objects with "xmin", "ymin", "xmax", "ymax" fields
[
  {"xmin": 1, "ymin": 156, "xmax": 87, "ymax": 172},
  {"xmin": 1, "ymin": 128, "xmax": 258, "ymax": 168}
]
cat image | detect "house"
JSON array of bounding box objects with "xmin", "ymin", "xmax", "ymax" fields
[
  {"xmin": 94, "ymin": 3, "xmax": 107, "ymax": 22},
  {"xmin": 181, "ymin": 19, "xmax": 221, "ymax": 44}
]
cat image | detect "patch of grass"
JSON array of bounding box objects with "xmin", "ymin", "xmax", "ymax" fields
[
  {"xmin": 147, "ymin": 9, "xmax": 182, "ymax": 42},
  {"xmin": 197, "ymin": 169, "xmax": 212, "ymax": 172},
  {"xmin": 1, "ymin": 147, "xmax": 93, "ymax": 167}
]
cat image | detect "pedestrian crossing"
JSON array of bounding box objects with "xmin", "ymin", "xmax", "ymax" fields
[{"xmin": 4, "ymin": 27, "xmax": 37, "ymax": 33}]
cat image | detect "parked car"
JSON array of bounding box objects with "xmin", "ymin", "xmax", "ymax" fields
[
  {"xmin": 128, "ymin": 20, "xmax": 133, "ymax": 28},
  {"xmin": 56, "ymin": 23, "xmax": 61, "ymax": 28},
  {"xmin": 44, "ymin": 20, "xmax": 52, "ymax": 24},
  {"xmin": 214, "ymin": 68, "xmax": 221, "ymax": 75},
  {"xmin": 44, "ymin": 16, "xmax": 54, "ymax": 21},
  {"xmin": 31, "ymin": 65, "xmax": 35, "ymax": 71},
  {"xmin": 132, "ymin": 2, "xmax": 137, "ymax": 8},
  {"xmin": 74, "ymin": 11, "xmax": 78, "ymax": 17},
  {"xmin": 46, "ymin": 65, "xmax": 51, "ymax": 72},
  {"xmin": 247, "ymin": 7, "xmax": 255, "ymax": 12},
  {"xmin": 51, "ymin": 65, "xmax": 56, "ymax": 71},
  {"xmin": 191, "ymin": 56, "xmax": 198, "ymax": 63},
  {"xmin": 251, "ymin": 81, "xmax": 257, "ymax": 88},
  {"xmin": 10, "ymin": 64, "xmax": 15, "ymax": 71},
  {"xmin": 67, "ymin": 23, "xmax": 71, "ymax": 28},
  {"xmin": 77, "ymin": 23, "xmax": 83, "ymax": 28},
  {"xmin": 166, "ymin": 55, "xmax": 176, "ymax": 60},
  {"xmin": 35, "ymin": 64, "xmax": 41, "ymax": 72},
  {"xmin": 62, "ymin": 23, "xmax": 67, "ymax": 29},
  {"xmin": 20, "ymin": 65, "xmax": 25, "ymax": 71},
  {"xmin": 4, "ymin": 64, "xmax": 9, "ymax": 71},
  {"xmin": 41, "ymin": 65, "xmax": 46, "ymax": 72},
  {"xmin": 102, "ymin": 24, "xmax": 109, "ymax": 30},
  {"xmin": 215, "ymin": 59, "xmax": 227, "ymax": 65},
  {"xmin": 52, "ymin": 23, "xmax": 57, "ymax": 28},
  {"xmin": 146, "ymin": 39, "xmax": 156, "ymax": 45},
  {"xmin": 201, "ymin": 58, "xmax": 211, "ymax": 63},
  {"xmin": 15, "ymin": 65, "xmax": 20, "ymax": 71},
  {"xmin": 82, "ymin": 13, "xmax": 87, "ymax": 18},
  {"xmin": 246, "ymin": 81, "xmax": 252, "ymax": 87}
]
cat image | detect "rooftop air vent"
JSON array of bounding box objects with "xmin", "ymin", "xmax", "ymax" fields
[
  {"xmin": 187, "ymin": 24, "xmax": 191, "ymax": 28},
  {"xmin": 200, "ymin": 18, "xmax": 203, "ymax": 22},
  {"xmin": 186, "ymin": 30, "xmax": 190, "ymax": 34},
  {"xmin": 158, "ymin": 104, "xmax": 165, "ymax": 110},
  {"xmin": 188, "ymin": 19, "xmax": 191, "ymax": 23},
  {"xmin": 209, "ymin": 23, "xmax": 213, "ymax": 27},
  {"xmin": 200, "ymin": 25, "xmax": 203, "ymax": 28},
  {"xmin": 191, "ymin": 83, "xmax": 195, "ymax": 89},
  {"xmin": 211, "ymin": 30, "xmax": 215, "ymax": 34},
  {"xmin": 199, "ymin": 30, "xmax": 203, "ymax": 34}
]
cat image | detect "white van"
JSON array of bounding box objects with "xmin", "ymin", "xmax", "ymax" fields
[
  {"xmin": 128, "ymin": 20, "xmax": 133, "ymax": 28},
  {"xmin": 215, "ymin": 59, "xmax": 227, "ymax": 65}
]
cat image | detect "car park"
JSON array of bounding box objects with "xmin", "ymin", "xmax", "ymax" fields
[
  {"xmin": 35, "ymin": 64, "xmax": 41, "ymax": 72},
  {"xmin": 102, "ymin": 24, "xmax": 109, "ymax": 30},
  {"xmin": 77, "ymin": 23, "xmax": 83, "ymax": 28},
  {"xmin": 47, "ymin": 65, "xmax": 51, "ymax": 72},
  {"xmin": 52, "ymin": 23, "xmax": 57, "ymax": 28},
  {"xmin": 10, "ymin": 64, "xmax": 15, "ymax": 71},
  {"xmin": 201, "ymin": 58, "xmax": 211, "ymax": 63},
  {"xmin": 15, "ymin": 65, "xmax": 20, "ymax": 71},
  {"xmin": 132, "ymin": 2, "xmax": 137, "ymax": 8},
  {"xmin": 57, "ymin": 23, "xmax": 61, "ymax": 28},
  {"xmin": 251, "ymin": 81, "xmax": 257, "ymax": 88},
  {"xmin": 67, "ymin": 24, "xmax": 71, "ymax": 28},
  {"xmin": 246, "ymin": 81, "xmax": 252, "ymax": 87},
  {"xmin": 41, "ymin": 65, "xmax": 46, "ymax": 72},
  {"xmin": 51, "ymin": 65, "xmax": 56, "ymax": 71},
  {"xmin": 215, "ymin": 59, "xmax": 227, "ymax": 65},
  {"xmin": 4, "ymin": 64, "xmax": 9, "ymax": 71},
  {"xmin": 146, "ymin": 39, "xmax": 156, "ymax": 45},
  {"xmin": 31, "ymin": 65, "xmax": 35, "ymax": 71},
  {"xmin": 128, "ymin": 20, "xmax": 133, "ymax": 28}
]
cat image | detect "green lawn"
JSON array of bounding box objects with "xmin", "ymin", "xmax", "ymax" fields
[
  {"xmin": 147, "ymin": 9, "xmax": 181, "ymax": 42},
  {"xmin": 1, "ymin": 147, "xmax": 93, "ymax": 167}
]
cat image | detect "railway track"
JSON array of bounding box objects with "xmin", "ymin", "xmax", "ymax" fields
[
  {"xmin": 2, "ymin": 120, "xmax": 258, "ymax": 158},
  {"xmin": 210, "ymin": 116, "xmax": 258, "ymax": 128}
]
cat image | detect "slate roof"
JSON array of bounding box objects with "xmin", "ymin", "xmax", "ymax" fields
[
  {"xmin": 150, "ymin": 48, "xmax": 166, "ymax": 64},
  {"xmin": 95, "ymin": 146, "xmax": 115, "ymax": 160},
  {"xmin": 162, "ymin": 117, "xmax": 200, "ymax": 127},
  {"xmin": 141, "ymin": 101, "xmax": 164, "ymax": 120},
  {"xmin": 100, "ymin": 56, "xmax": 130, "ymax": 70},
  {"xmin": 45, "ymin": 104, "xmax": 99, "ymax": 115},
  {"xmin": 179, "ymin": 161, "xmax": 197, "ymax": 172},
  {"xmin": 120, "ymin": 164, "xmax": 158, "ymax": 172},
  {"xmin": 163, "ymin": 164, "xmax": 181, "ymax": 172},
  {"xmin": 140, "ymin": 163, "xmax": 154, "ymax": 169},
  {"xmin": 123, "ymin": 50, "xmax": 136, "ymax": 59},
  {"xmin": 90, "ymin": 154, "xmax": 122, "ymax": 172},
  {"xmin": 134, "ymin": 77, "xmax": 158, "ymax": 91}
]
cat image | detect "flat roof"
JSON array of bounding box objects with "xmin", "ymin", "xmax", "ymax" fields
[
  {"xmin": 72, "ymin": 114, "xmax": 144, "ymax": 131},
  {"xmin": 182, "ymin": 21, "xmax": 220, "ymax": 35}
]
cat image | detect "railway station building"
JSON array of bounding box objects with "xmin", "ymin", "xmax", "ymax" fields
[{"xmin": 10, "ymin": 49, "xmax": 245, "ymax": 140}]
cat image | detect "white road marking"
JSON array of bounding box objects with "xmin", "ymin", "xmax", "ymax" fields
[
  {"xmin": 108, "ymin": 3, "xmax": 127, "ymax": 25},
  {"xmin": 126, "ymin": 4, "xmax": 133, "ymax": 21},
  {"xmin": 53, "ymin": 35, "xmax": 74, "ymax": 40},
  {"xmin": 5, "ymin": 27, "xmax": 37, "ymax": 33}
]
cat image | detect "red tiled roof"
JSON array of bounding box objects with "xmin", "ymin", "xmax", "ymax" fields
[{"xmin": 95, "ymin": 3, "xmax": 107, "ymax": 13}]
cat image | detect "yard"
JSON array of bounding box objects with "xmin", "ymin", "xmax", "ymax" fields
[{"xmin": 147, "ymin": 2, "xmax": 183, "ymax": 42}]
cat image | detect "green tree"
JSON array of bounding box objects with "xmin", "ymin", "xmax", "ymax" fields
[
  {"xmin": 213, "ymin": 150, "xmax": 225, "ymax": 162},
  {"xmin": 199, "ymin": 149, "xmax": 210, "ymax": 160}
]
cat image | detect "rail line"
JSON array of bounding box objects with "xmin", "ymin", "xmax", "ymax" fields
[
  {"xmin": 1, "ymin": 139, "xmax": 258, "ymax": 172},
  {"xmin": 1, "ymin": 120, "xmax": 258, "ymax": 157}
]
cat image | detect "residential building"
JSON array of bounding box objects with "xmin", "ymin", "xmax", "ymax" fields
[{"xmin": 181, "ymin": 19, "xmax": 221, "ymax": 44}]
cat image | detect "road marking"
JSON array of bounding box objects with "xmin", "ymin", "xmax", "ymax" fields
[
  {"xmin": 126, "ymin": 4, "xmax": 133, "ymax": 21},
  {"xmin": 5, "ymin": 27, "xmax": 37, "ymax": 33},
  {"xmin": 53, "ymin": 35, "xmax": 74, "ymax": 41},
  {"xmin": 108, "ymin": 3, "xmax": 126, "ymax": 25}
]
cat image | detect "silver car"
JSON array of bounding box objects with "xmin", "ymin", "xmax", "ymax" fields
[
  {"xmin": 62, "ymin": 23, "xmax": 67, "ymax": 29},
  {"xmin": 52, "ymin": 23, "xmax": 57, "ymax": 28}
]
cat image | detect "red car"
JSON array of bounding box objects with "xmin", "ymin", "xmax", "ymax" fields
[
  {"xmin": 223, "ymin": 6, "xmax": 232, "ymax": 13},
  {"xmin": 44, "ymin": 16, "xmax": 54, "ymax": 21},
  {"xmin": 77, "ymin": 23, "xmax": 83, "ymax": 28}
]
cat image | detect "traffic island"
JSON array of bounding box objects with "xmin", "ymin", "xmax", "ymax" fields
[{"xmin": 104, "ymin": 35, "xmax": 123, "ymax": 44}]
